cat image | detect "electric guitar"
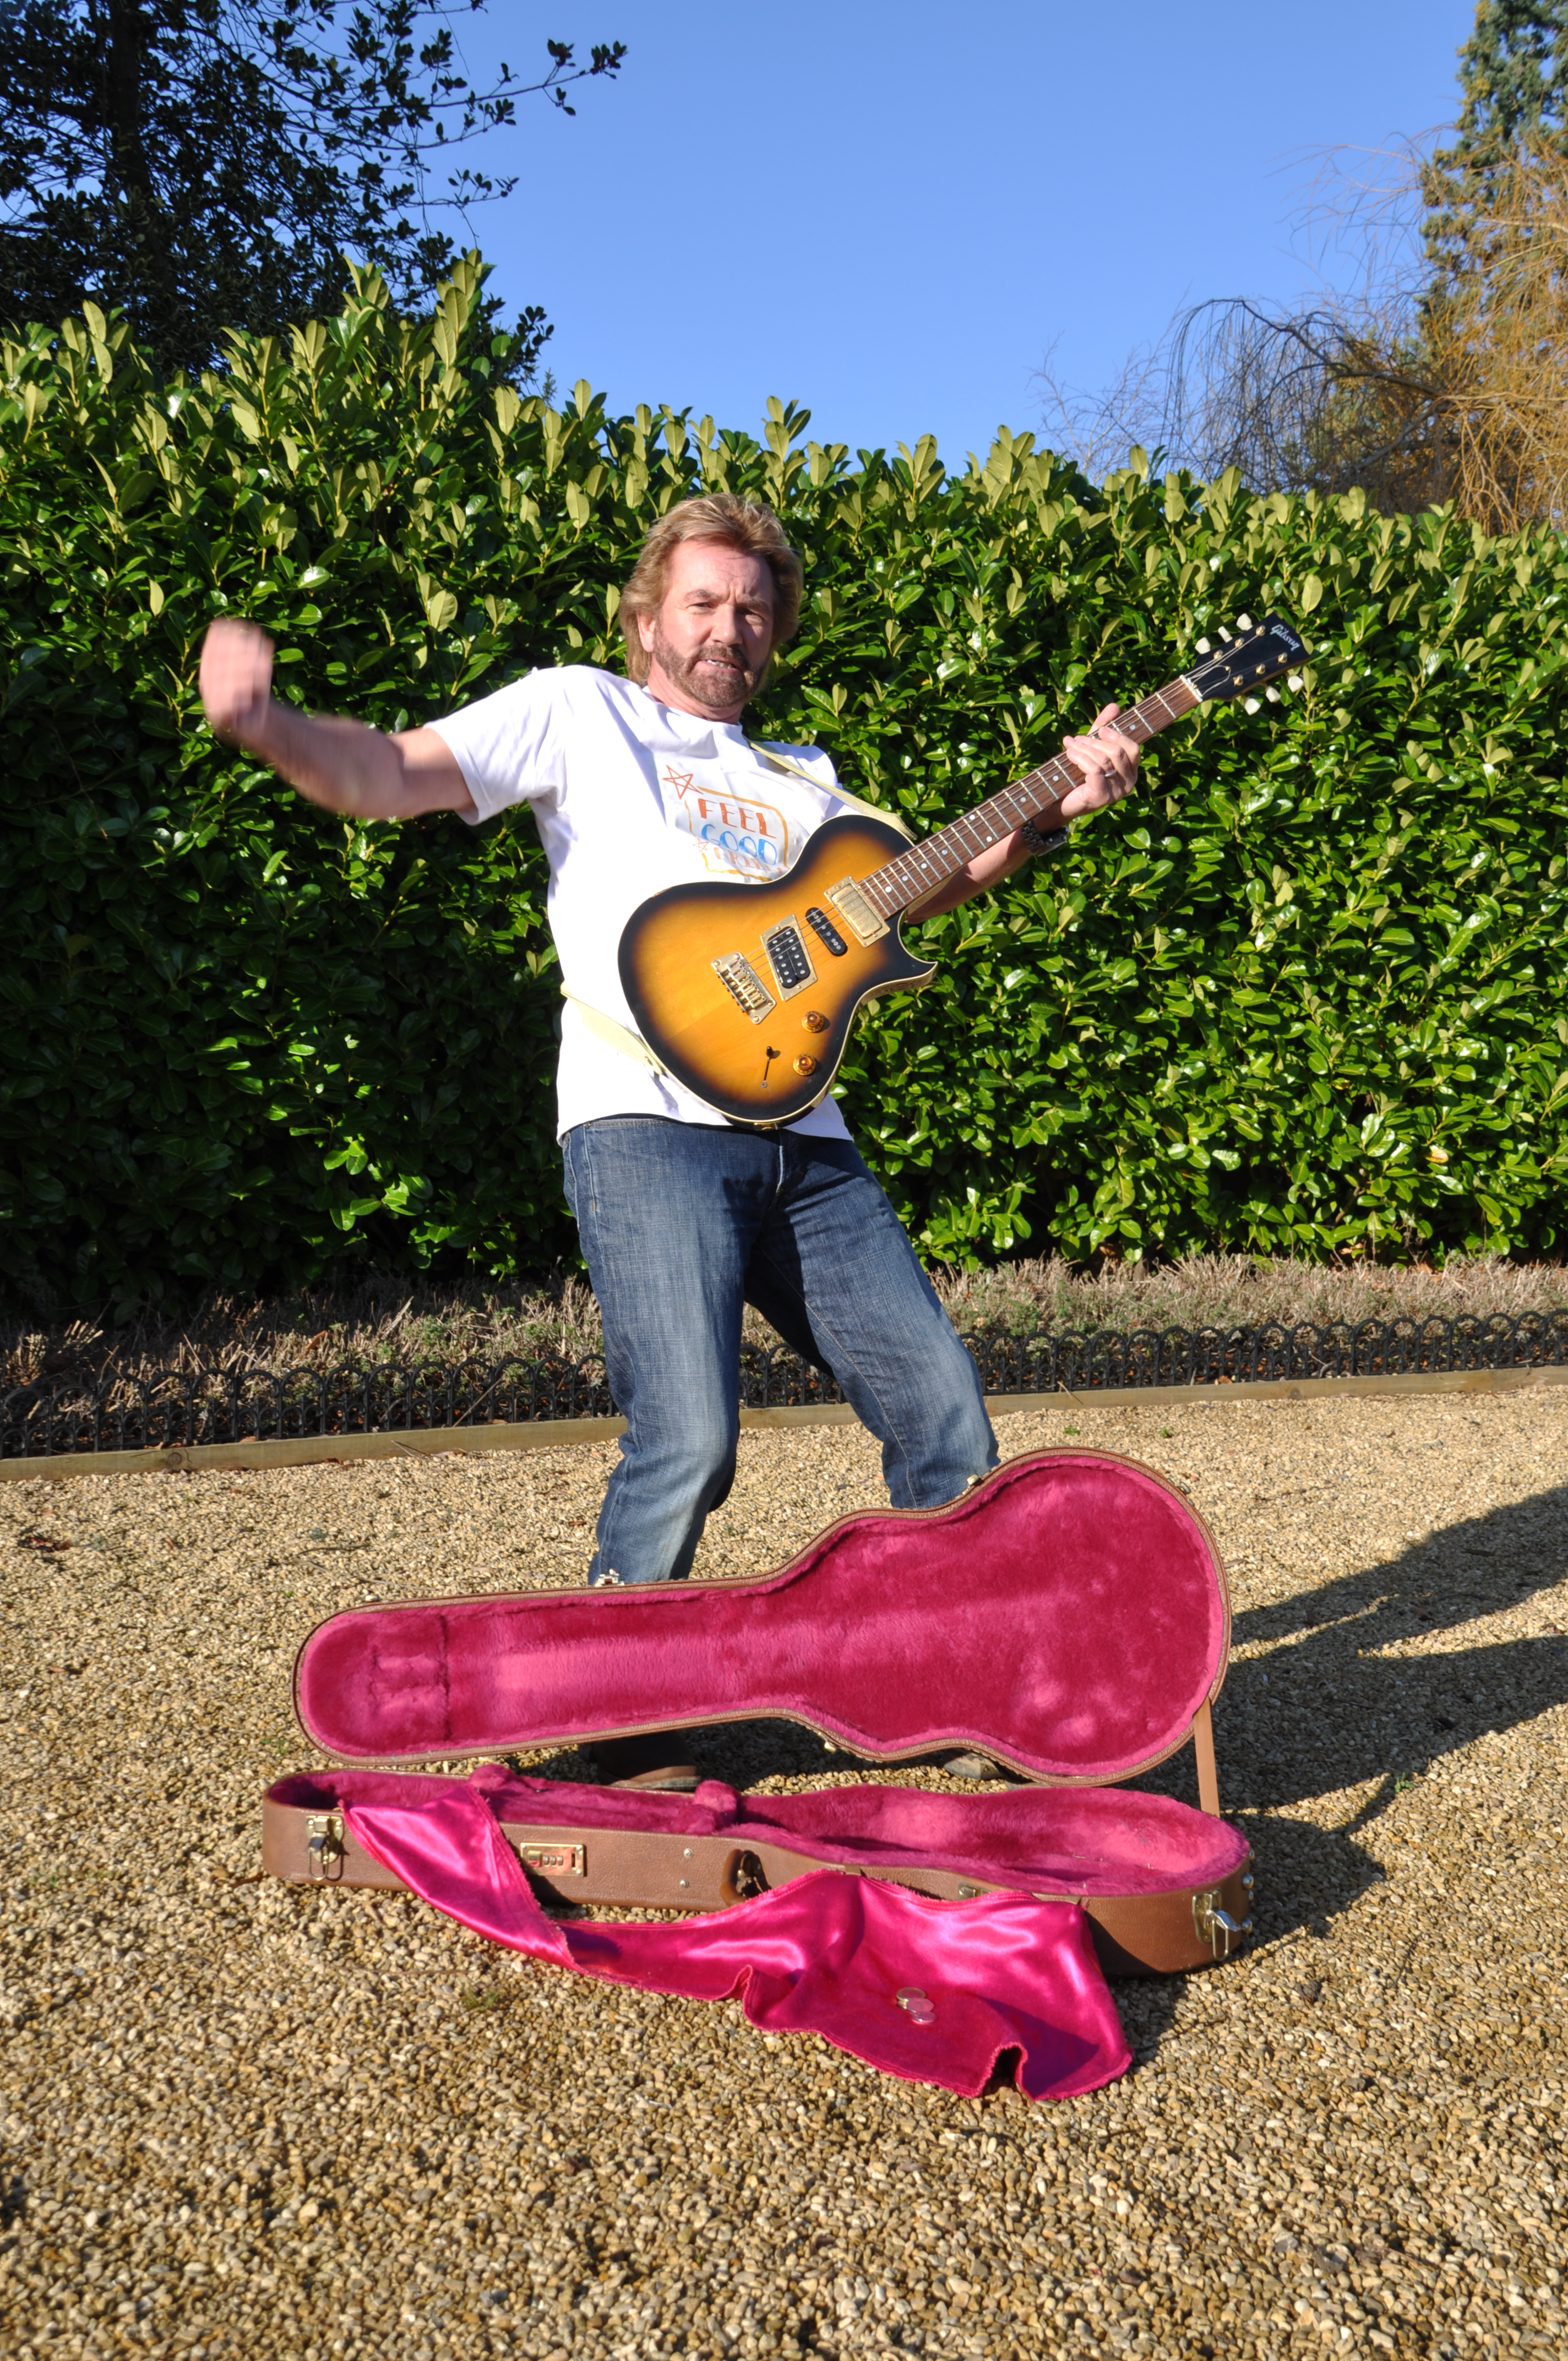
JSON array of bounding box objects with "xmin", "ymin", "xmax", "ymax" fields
[{"xmin": 618, "ymin": 613, "xmax": 1306, "ymax": 1128}]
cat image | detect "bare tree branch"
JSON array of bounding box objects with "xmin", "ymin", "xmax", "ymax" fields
[{"xmin": 1040, "ymin": 142, "xmax": 1568, "ymax": 530}]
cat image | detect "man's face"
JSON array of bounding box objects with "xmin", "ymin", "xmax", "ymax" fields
[{"xmin": 638, "ymin": 539, "xmax": 776, "ymax": 721}]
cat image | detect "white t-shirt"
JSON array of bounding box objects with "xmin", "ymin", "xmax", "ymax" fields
[{"xmin": 429, "ymin": 665, "xmax": 859, "ymax": 1140}]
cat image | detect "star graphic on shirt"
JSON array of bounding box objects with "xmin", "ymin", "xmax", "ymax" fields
[{"xmin": 661, "ymin": 763, "xmax": 695, "ymax": 794}]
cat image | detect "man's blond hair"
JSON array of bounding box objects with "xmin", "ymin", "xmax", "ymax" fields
[{"xmin": 619, "ymin": 493, "xmax": 804, "ymax": 686}]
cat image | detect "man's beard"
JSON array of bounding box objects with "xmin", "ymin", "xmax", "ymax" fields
[{"xmin": 647, "ymin": 627, "xmax": 764, "ymax": 712}]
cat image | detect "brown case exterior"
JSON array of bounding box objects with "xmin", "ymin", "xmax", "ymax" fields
[{"xmin": 261, "ymin": 1781, "xmax": 1255, "ymax": 1977}]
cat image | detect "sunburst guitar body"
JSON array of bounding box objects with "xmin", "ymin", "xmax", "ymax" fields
[
  {"xmin": 617, "ymin": 614, "xmax": 1307, "ymax": 1129},
  {"xmin": 618, "ymin": 815, "xmax": 929, "ymax": 1128}
]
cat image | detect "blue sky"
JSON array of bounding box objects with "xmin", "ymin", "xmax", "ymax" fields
[{"xmin": 445, "ymin": 1, "xmax": 1478, "ymax": 467}]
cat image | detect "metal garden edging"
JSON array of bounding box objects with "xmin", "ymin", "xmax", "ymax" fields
[{"xmin": 3, "ymin": 1323, "xmax": 1568, "ymax": 1482}]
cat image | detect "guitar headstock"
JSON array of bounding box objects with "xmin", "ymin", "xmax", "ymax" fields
[{"xmin": 1185, "ymin": 613, "xmax": 1306, "ymax": 704}]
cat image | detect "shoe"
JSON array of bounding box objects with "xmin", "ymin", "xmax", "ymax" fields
[
  {"xmin": 942, "ymin": 1749, "xmax": 1000, "ymax": 1780},
  {"xmin": 590, "ymin": 1733, "xmax": 700, "ymax": 1792}
]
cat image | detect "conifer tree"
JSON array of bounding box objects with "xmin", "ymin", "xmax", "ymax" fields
[{"xmin": 1425, "ymin": 2, "xmax": 1568, "ymax": 282}]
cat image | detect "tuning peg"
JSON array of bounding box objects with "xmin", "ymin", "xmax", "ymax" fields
[
  {"xmin": 1219, "ymin": 624, "xmax": 1234, "ymax": 641},
  {"xmin": 1244, "ymin": 696, "xmax": 1260, "ymax": 714},
  {"xmin": 1266, "ymin": 686, "xmax": 1281, "ymax": 702},
  {"xmin": 1287, "ymin": 672, "xmax": 1304, "ymax": 691},
  {"xmin": 1236, "ymin": 612, "xmax": 1254, "ymax": 632},
  {"xmin": 1195, "ymin": 637, "xmax": 1212, "ymax": 654}
]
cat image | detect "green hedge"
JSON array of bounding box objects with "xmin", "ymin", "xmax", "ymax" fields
[{"xmin": 3, "ymin": 258, "xmax": 1567, "ymax": 1309}]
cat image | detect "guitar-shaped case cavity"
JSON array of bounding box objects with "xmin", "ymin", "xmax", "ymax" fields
[{"xmin": 293, "ymin": 1449, "xmax": 1229, "ymax": 1786}]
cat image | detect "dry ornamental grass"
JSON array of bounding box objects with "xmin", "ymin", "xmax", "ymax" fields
[{"xmin": 4, "ymin": 1255, "xmax": 1564, "ymax": 1396}]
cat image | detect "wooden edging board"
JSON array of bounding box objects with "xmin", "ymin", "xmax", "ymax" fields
[{"xmin": 2, "ymin": 1359, "xmax": 1567, "ymax": 1482}]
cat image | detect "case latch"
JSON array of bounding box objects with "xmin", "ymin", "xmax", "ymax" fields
[
  {"xmin": 519, "ymin": 1843, "xmax": 586, "ymax": 1878},
  {"xmin": 305, "ymin": 1813, "xmax": 345, "ymax": 1883},
  {"xmin": 1193, "ymin": 1887, "xmax": 1248, "ymax": 1959},
  {"xmin": 718, "ymin": 1849, "xmax": 769, "ymax": 1906}
]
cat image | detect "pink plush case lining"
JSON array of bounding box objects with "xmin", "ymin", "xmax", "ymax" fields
[{"xmin": 293, "ymin": 1451, "xmax": 1229, "ymax": 1786}]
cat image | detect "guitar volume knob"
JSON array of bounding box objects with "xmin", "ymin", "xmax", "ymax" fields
[
  {"xmin": 793, "ymin": 1054, "xmax": 818, "ymax": 1077},
  {"xmin": 802, "ymin": 1010, "xmax": 829, "ymax": 1033}
]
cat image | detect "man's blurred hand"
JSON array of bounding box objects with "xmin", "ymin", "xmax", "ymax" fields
[{"xmin": 200, "ymin": 617, "xmax": 276, "ymax": 747}]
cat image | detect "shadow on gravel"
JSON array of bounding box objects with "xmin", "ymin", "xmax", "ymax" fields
[
  {"xmin": 1219, "ymin": 1479, "xmax": 1568, "ymax": 1819},
  {"xmin": 1123, "ymin": 1479, "xmax": 1568, "ymax": 1962},
  {"xmin": 1119, "ymin": 1727, "xmax": 1391, "ymax": 1968}
]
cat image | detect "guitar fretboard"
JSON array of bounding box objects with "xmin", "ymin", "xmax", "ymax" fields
[{"xmin": 860, "ymin": 675, "xmax": 1200, "ymax": 916}]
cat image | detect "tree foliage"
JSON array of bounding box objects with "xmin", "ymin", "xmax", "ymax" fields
[
  {"xmin": 0, "ymin": 1, "xmax": 625, "ymax": 374},
  {"xmin": 1045, "ymin": 8, "xmax": 1568, "ymax": 529},
  {"xmin": 1080, "ymin": 154, "xmax": 1568, "ymax": 538},
  {"xmin": 1041, "ymin": 296, "xmax": 1454, "ymax": 520},
  {"xmin": 1426, "ymin": 1, "xmax": 1568, "ymax": 281},
  {"xmin": 4, "ymin": 263, "xmax": 1568, "ymax": 1312}
]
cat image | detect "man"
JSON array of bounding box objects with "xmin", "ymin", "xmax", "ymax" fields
[{"xmin": 200, "ymin": 492, "xmax": 1139, "ymax": 1784}]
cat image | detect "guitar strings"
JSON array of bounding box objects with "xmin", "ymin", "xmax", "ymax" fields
[{"xmin": 859, "ymin": 677, "xmax": 1200, "ymax": 917}]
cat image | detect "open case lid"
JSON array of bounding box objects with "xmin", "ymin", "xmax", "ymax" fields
[{"xmin": 294, "ymin": 1449, "xmax": 1230, "ymax": 1786}]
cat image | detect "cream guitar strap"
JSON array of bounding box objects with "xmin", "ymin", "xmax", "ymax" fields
[
  {"xmin": 560, "ymin": 987, "xmax": 668, "ymax": 1074},
  {"xmin": 749, "ymin": 743, "xmax": 917, "ymax": 841},
  {"xmin": 566, "ymin": 744, "xmax": 913, "ymax": 1071}
]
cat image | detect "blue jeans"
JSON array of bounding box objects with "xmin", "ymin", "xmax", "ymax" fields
[{"xmin": 561, "ymin": 1118, "xmax": 997, "ymax": 1584}]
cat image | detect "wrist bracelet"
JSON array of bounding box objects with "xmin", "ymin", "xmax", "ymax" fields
[{"xmin": 1019, "ymin": 815, "xmax": 1069, "ymax": 859}]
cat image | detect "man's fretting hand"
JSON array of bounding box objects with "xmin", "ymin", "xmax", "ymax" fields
[
  {"xmin": 1057, "ymin": 703, "xmax": 1140, "ymax": 820},
  {"xmin": 903, "ymin": 698, "xmax": 1144, "ymax": 921},
  {"xmin": 200, "ymin": 617, "xmax": 280, "ymax": 752}
]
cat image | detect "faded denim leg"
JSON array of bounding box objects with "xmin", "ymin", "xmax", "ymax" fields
[
  {"xmin": 563, "ymin": 1118, "xmax": 769, "ymax": 1586},
  {"xmin": 563, "ymin": 1119, "xmax": 997, "ymax": 1585},
  {"xmin": 743, "ymin": 1135, "xmax": 998, "ymax": 1510}
]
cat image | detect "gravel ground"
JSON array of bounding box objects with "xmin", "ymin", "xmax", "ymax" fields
[{"xmin": 1, "ymin": 1392, "xmax": 1565, "ymax": 2359}]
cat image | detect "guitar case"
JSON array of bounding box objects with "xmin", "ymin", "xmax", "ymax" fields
[{"xmin": 267, "ymin": 1449, "xmax": 1254, "ymax": 1974}]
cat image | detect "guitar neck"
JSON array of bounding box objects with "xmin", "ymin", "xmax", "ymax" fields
[{"xmin": 859, "ymin": 674, "xmax": 1201, "ymax": 917}]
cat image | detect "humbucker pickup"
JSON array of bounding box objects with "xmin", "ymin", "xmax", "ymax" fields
[
  {"xmin": 761, "ymin": 918, "xmax": 816, "ymax": 998},
  {"xmin": 712, "ymin": 951, "xmax": 776, "ymax": 1021},
  {"xmin": 823, "ymin": 877, "xmax": 888, "ymax": 946}
]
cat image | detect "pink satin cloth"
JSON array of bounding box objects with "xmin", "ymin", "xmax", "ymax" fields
[{"xmin": 343, "ymin": 1776, "xmax": 1131, "ymax": 2101}]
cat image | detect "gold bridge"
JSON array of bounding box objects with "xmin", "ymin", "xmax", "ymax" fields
[{"xmin": 711, "ymin": 951, "xmax": 774, "ymax": 1021}]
